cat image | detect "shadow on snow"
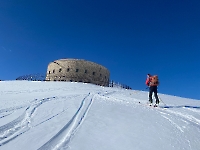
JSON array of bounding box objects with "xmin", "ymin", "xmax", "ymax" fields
[{"xmin": 160, "ymin": 105, "xmax": 200, "ymax": 109}]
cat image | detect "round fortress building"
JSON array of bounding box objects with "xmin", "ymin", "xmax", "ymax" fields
[{"xmin": 46, "ymin": 59, "xmax": 110, "ymax": 86}]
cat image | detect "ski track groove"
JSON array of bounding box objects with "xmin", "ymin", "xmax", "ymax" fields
[
  {"xmin": 151, "ymin": 105, "xmax": 200, "ymax": 132},
  {"xmin": 138, "ymin": 101, "xmax": 199, "ymax": 149},
  {"xmin": 38, "ymin": 92, "xmax": 95, "ymax": 150},
  {"xmin": 98, "ymin": 96, "xmax": 200, "ymax": 131},
  {"xmin": 0, "ymin": 105, "xmax": 28, "ymax": 114},
  {"xmin": 134, "ymin": 101, "xmax": 200, "ymax": 133},
  {"xmin": 159, "ymin": 110, "xmax": 196, "ymax": 150},
  {"xmin": 33, "ymin": 109, "xmax": 67, "ymax": 128},
  {"xmin": 138, "ymin": 101, "xmax": 200, "ymax": 127},
  {"xmin": 161, "ymin": 115, "xmax": 184, "ymax": 133},
  {"xmin": 162, "ymin": 109, "xmax": 200, "ymax": 129},
  {"xmin": 0, "ymin": 96, "xmax": 57, "ymax": 147},
  {"xmin": 0, "ymin": 112, "xmax": 14, "ymax": 119}
]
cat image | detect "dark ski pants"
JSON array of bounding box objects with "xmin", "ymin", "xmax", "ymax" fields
[{"xmin": 149, "ymin": 86, "xmax": 159, "ymax": 104}]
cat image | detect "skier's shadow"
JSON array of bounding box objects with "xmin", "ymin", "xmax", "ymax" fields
[{"xmin": 160, "ymin": 105, "xmax": 200, "ymax": 109}]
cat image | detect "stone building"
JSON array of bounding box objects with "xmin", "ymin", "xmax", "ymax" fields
[{"xmin": 46, "ymin": 59, "xmax": 110, "ymax": 86}]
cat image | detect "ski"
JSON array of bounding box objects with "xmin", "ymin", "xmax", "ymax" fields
[{"xmin": 138, "ymin": 101, "xmax": 167, "ymax": 109}]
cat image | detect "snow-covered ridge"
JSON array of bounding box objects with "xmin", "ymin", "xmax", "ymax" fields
[{"xmin": 0, "ymin": 81, "xmax": 200, "ymax": 150}]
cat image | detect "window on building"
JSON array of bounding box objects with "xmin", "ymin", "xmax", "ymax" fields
[
  {"xmin": 67, "ymin": 68, "xmax": 70, "ymax": 72},
  {"xmin": 76, "ymin": 69, "xmax": 79, "ymax": 72},
  {"xmin": 49, "ymin": 71, "xmax": 51, "ymax": 74},
  {"xmin": 100, "ymin": 74, "xmax": 102, "ymax": 77},
  {"xmin": 59, "ymin": 68, "xmax": 62, "ymax": 72},
  {"xmin": 93, "ymin": 72, "xmax": 95, "ymax": 75},
  {"xmin": 53, "ymin": 70, "xmax": 55, "ymax": 73},
  {"xmin": 85, "ymin": 70, "xmax": 87, "ymax": 73}
]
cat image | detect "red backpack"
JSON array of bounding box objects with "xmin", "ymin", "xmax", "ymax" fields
[{"xmin": 149, "ymin": 75, "xmax": 159, "ymax": 86}]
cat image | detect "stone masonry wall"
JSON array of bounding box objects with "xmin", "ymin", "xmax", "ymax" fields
[{"xmin": 46, "ymin": 59, "xmax": 110, "ymax": 86}]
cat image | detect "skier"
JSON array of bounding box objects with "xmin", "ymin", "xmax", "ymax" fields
[{"xmin": 145, "ymin": 74, "xmax": 159, "ymax": 106}]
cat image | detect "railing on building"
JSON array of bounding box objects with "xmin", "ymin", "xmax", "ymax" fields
[{"xmin": 109, "ymin": 80, "xmax": 132, "ymax": 90}]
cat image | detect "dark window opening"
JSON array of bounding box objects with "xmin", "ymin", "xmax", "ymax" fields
[
  {"xmin": 93, "ymin": 72, "xmax": 95, "ymax": 75},
  {"xmin": 59, "ymin": 68, "xmax": 62, "ymax": 72},
  {"xmin": 76, "ymin": 69, "xmax": 79, "ymax": 72},
  {"xmin": 100, "ymin": 74, "xmax": 102, "ymax": 77},
  {"xmin": 49, "ymin": 71, "xmax": 51, "ymax": 74},
  {"xmin": 85, "ymin": 70, "xmax": 87, "ymax": 73},
  {"xmin": 53, "ymin": 70, "xmax": 55, "ymax": 73},
  {"xmin": 67, "ymin": 68, "xmax": 70, "ymax": 72}
]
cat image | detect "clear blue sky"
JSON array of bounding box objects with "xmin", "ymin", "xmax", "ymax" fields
[{"xmin": 0, "ymin": 0, "xmax": 200, "ymax": 100}]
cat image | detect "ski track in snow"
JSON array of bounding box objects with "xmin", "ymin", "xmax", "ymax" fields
[
  {"xmin": 133, "ymin": 99, "xmax": 200, "ymax": 131},
  {"xmin": 0, "ymin": 105, "xmax": 28, "ymax": 119},
  {"xmin": 144, "ymin": 103, "xmax": 200, "ymax": 138},
  {"xmin": 99, "ymin": 93, "xmax": 200, "ymax": 134},
  {"xmin": 38, "ymin": 92, "xmax": 95, "ymax": 150},
  {"xmin": 159, "ymin": 108, "xmax": 200, "ymax": 129},
  {"xmin": 155, "ymin": 107, "xmax": 200, "ymax": 150},
  {"xmin": 93, "ymin": 91, "xmax": 200, "ymax": 130},
  {"xmin": 0, "ymin": 96, "xmax": 59, "ymax": 146}
]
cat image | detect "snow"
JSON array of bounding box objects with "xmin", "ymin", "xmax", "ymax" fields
[{"xmin": 0, "ymin": 81, "xmax": 200, "ymax": 150}]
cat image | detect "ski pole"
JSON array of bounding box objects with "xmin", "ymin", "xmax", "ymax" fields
[{"xmin": 158, "ymin": 96, "xmax": 167, "ymax": 106}]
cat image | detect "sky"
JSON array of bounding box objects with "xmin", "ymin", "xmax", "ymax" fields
[
  {"xmin": 0, "ymin": 81, "xmax": 200, "ymax": 149},
  {"xmin": 0, "ymin": 0, "xmax": 200, "ymax": 100}
]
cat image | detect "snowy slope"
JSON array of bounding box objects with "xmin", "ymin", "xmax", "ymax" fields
[{"xmin": 0, "ymin": 81, "xmax": 200, "ymax": 150}]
